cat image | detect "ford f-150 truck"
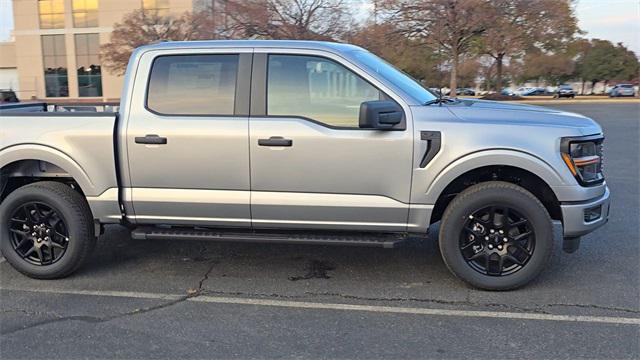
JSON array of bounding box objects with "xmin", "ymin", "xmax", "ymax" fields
[{"xmin": 0, "ymin": 41, "xmax": 610, "ymax": 290}]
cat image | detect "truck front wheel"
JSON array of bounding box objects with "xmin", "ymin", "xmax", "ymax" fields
[
  {"xmin": 439, "ymin": 181, "xmax": 553, "ymax": 290},
  {"xmin": 0, "ymin": 181, "xmax": 95, "ymax": 279}
]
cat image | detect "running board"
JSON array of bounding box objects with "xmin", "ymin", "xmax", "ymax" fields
[{"xmin": 131, "ymin": 226, "xmax": 409, "ymax": 248}]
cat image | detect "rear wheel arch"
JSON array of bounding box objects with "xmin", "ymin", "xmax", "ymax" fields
[
  {"xmin": 1, "ymin": 159, "xmax": 88, "ymax": 205},
  {"xmin": 1, "ymin": 145, "xmax": 95, "ymax": 202}
]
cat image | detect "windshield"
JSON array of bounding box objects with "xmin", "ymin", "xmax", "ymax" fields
[{"xmin": 352, "ymin": 51, "xmax": 437, "ymax": 104}]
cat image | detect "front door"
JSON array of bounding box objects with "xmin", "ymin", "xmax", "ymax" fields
[
  {"xmin": 126, "ymin": 51, "xmax": 252, "ymax": 227},
  {"xmin": 249, "ymin": 52, "xmax": 414, "ymax": 232}
]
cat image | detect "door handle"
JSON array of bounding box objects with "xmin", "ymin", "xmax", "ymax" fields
[
  {"xmin": 258, "ymin": 136, "xmax": 293, "ymax": 147},
  {"xmin": 135, "ymin": 134, "xmax": 167, "ymax": 145}
]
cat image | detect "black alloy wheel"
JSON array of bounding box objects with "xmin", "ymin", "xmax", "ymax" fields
[
  {"xmin": 459, "ymin": 206, "xmax": 535, "ymax": 276},
  {"xmin": 0, "ymin": 181, "xmax": 95, "ymax": 279},
  {"xmin": 438, "ymin": 181, "xmax": 553, "ymax": 290},
  {"xmin": 8, "ymin": 202, "xmax": 70, "ymax": 266}
]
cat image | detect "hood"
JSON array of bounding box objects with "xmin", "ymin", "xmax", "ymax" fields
[{"xmin": 440, "ymin": 99, "xmax": 602, "ymax": 135}]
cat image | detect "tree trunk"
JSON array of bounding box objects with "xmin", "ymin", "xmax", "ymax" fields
[
  {"xmin": 450, "ymin": 48, "xmax": 458, "ymax": 97},
  {"xmin": 581, "ymin": 80, "xmax": 585, "ymax": 95},
  {"xmin": 590, "ymin": 80, "xmax": 596, "ymax": 95},
  {"xmin": 495, "ymin": 54, "xmax": 504, "ymax": 92}
]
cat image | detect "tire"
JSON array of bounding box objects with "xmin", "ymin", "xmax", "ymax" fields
[
  {"xmin": 0, "ymin": 181, "xmax": 95, "ymax": 279},
  {"xmin": 438, "ymin": 181, "xmax": 553, "ymax": 290}
]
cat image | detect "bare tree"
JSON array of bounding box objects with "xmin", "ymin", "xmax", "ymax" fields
[
  {"xmin": 100, "ymin": 10, "xmax": 213, "ymax": 75},
  {"xmin": 381, "ymin": 0, "xmax": 489, "ymax": 96},
  {"xmin": 222, "ymin": 0, "xmax": 353, "ymax": 40},
  {"xmin": 348, "ymin": 22, "xmax": 445, "ymax": 86},
  {"xmin": 480, "ymin": 0, "xmax": 578, "ymax": 91}
]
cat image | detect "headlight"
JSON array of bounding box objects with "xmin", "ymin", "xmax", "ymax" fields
[{"xmin": 561, "ymin": 135, "xmax": 604, "ymax": 186}]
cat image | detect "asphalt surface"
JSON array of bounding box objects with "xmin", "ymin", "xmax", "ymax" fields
[{"xmin": 1, "ymin": 104, "xmax": 639, "ymax": 359}]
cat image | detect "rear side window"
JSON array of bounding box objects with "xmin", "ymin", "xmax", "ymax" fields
[{"xmin": 147, "ymin": 54, "xmax": 238, "ymax": 115}]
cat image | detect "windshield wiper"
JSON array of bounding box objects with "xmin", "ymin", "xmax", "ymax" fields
[{"xmin": 424, "ymin": 97, "xmax": 457, "ymax": 106}]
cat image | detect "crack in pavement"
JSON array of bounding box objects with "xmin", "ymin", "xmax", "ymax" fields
[
  {"xmin": 194, "ymin": 261, "xmax": 218, "ymax": 295},
  {"xmin": 0, "ymin": 295, "xmax": 191, "ymax": 336},
  {"xmin": 1, "ymin": 260, "xmax": 220, "ymax": 337}
]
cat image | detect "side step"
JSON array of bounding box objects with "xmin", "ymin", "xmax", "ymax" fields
[{"xmin": 131, "ymin": 226, "xmax": 410, "ymax": 249}]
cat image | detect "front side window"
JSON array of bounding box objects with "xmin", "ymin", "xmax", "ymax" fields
[
  {"xmin": 75, "ymin": 34, "xmax": 102, "ymax": 97},
  {"xmin": 38, "ymin": 0, "xmax": 65, "ymax": 29},
  {"xmin": 72, "ymin": 0, "xmax": 99, "ymax": 27},
  {"xmin": 267, "ymin": 55, "xmax": 381, "ymax": 128},
  {"xmin": 42, "ymin": 35, "xmax": 68, "ymax": 97},
  {"xmin": 147, "ymin": 54, "xmax": 239, "ymax": 115},
  {"xmin": 142, "ymin": 0, "xmax": 169, "ymax": 17}
]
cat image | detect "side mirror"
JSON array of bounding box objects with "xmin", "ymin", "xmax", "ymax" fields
[{"xmin": 359, "ymin": 100, "xmax": 404, "ymax": 130}]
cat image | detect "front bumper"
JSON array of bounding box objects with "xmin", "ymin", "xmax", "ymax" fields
[{"xmin": 561, "ymin": 186, "xmax": 610, "ymax": 237}]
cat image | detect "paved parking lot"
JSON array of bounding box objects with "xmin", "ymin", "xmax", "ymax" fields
[{"xmin": 1, "ymin": 104, "xmax": 639, "ymax": 359}]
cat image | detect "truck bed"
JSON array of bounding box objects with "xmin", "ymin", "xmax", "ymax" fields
[{"xmin": 0, "ymin": 109, "xmax": 120, "ymax": 220}]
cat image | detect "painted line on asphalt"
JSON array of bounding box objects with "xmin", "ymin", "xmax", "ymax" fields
[
  {"xmin": 0, "ymin": 287, "xmax": 184, "ymax": 301},
  {"xmin": 2, "ymin": 287, "xmax": 639, "ymax": 326},
  {"xmin": 191, "ymin": 296, "xmax": 640, "ymax": 326}
]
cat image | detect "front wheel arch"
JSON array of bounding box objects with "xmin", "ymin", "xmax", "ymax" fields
[{"xmin": 429, "ymin": 165, "xmax": 562, "ymax": 226}]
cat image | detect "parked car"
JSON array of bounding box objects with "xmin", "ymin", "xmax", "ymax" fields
[
  {"xmin": 0, "ymin": 40, "xmax": 610, "ymax": 290},
  {"xmin": 455, "ymin": 88, "xmax": 476, "ymax": 96},
  {"xmin": 514, "ymin": 87, "xmax": 533, "ymax": 95},
  {"xmin": 555, "ymin": 85, "xmax": 576, "ymax": 99},
  {"xmin": 0, "ymin": 89, "xmax": 19, "ymax": 103},
  {"xmin": 500, "ymin": 88, "xmax": 517, "ymax": 96},
  {"xmin": 443, "ymin": 88, "xmax": 475, "ymax": 96},
  {"xmin": 428, "ymin": 87, "xmax": 443, "ymax": 96},
  {"xmin": 520, "ymin": 87, "xmax": 547, "ymax": 96},
  {"xmin": 609, "ymin": 84, "xmax": 636, "ymax": 97}
]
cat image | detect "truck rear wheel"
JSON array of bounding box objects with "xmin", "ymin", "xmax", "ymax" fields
[
  {"xmin": 439, "ymin": 181, "xmax": 553, "ymax": 290},
  {"xmin": 0, "ymin": 181, "xmax": 95, "ymax": 279}
]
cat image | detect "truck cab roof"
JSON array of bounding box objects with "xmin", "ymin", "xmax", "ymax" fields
[{"xmin": 138, "ymin": 40, "xmax": 364, "ymax": 54}]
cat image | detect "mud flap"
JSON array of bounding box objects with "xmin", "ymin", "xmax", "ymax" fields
[{"xmin": 563, "ymin": 236, "xmax": 581, "ymax": 253}]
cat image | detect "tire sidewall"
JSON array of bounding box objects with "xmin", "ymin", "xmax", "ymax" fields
[
  {"xmin": 0, "ymin": 185, "xmax": 88, "ymax": 278},
  {"xmin": 439, "ymin": 184, "xmax": 553, "ymax": 290}
]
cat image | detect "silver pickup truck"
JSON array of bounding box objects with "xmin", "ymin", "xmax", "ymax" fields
[{"xmin": 0, "ymin": 40, "xmax": 610, "ymax": 290}]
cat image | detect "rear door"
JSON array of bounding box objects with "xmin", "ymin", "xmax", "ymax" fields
[
  {"xmin": 248, "ymin": 50, "xmax": 414, "ymax": 232},
  {"xmin": 124, "ymin": 49, "xmax": 253, "ymax": 227}
]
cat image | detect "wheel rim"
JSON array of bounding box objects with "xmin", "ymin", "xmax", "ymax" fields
[
  {"xmin": 7, "ymin": 202, "xmax": 69, "ymax": 266},
  {"xmin": 459, "ymin": 205, "xmax": 535, "ymax": 276}
]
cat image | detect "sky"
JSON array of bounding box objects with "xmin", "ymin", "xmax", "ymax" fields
[{"xmin": 0, "ymin": 0, "xmax": 638, "ymax": 55}]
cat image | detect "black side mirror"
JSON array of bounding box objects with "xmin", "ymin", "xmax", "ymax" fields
[{"xmin": 359, "ymin": 100, "xmax": 404, "ymax": 130}]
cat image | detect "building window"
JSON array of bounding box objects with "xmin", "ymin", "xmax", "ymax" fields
[
  {"xmin": 72, "ymin": 0, "xmax": 99, "ymax": 27},
  {"xmin": 142, "ymin": 0, "xmax": 170, "ymax": 17},
  {"xmin": 38, "ymin": 0, "xmax": 65, "ymax": 29},
  {"xmin": 75, "ymin": 34, "xmax": 103, "ymax": 97},
  {"xmin": 42, "ymin": 35, "xmax": 69, "ymax": 97}
]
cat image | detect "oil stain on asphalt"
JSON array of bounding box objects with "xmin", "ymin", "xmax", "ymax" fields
[{"xmin": 289, "ymin": 260, "xmax": 336, "ymax": 281}]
